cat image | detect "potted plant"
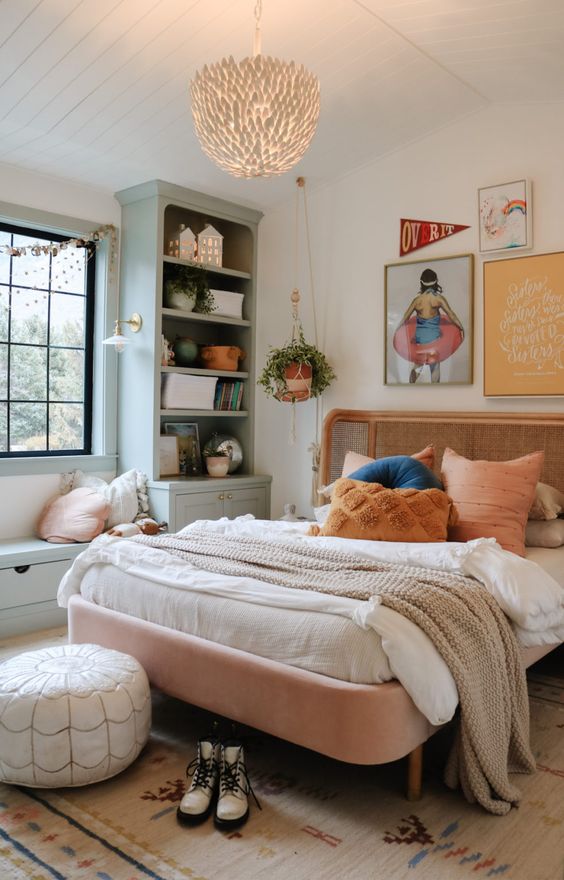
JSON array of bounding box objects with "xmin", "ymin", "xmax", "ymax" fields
[
  {"xmin": 203, "ymin": 447, "xmax": 230, "ymax": 477},
  {"xmin": 257, "ymin": 326, "xmax": 336, "ymax": 402},
  {"xmin": 163, "ymin": 264, "xmax": 216, "ymax": 314}
]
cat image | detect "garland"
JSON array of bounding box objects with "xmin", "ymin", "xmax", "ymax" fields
[{"xmin": 0, "ymin": 223, "xmax": 117, "ymax": 264}]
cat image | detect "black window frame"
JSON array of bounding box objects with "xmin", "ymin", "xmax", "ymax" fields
[{"xmin": 0, "ymin": 221, "xmax": 95, "ymax": 458}]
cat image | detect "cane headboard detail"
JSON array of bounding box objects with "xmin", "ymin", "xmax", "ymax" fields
[{"xmin": 321, "ymin": 410, "xmax": 564, "ymax": 491}]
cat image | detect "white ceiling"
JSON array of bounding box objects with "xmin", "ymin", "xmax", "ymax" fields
[{"xmin": 0, "ymin": 0, "xmax": 562, "ymax": 210}]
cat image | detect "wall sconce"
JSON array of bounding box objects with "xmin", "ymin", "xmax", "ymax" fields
[{"xmin": 102, "ymin": 313, "xmax": 143, "ymax": 353}]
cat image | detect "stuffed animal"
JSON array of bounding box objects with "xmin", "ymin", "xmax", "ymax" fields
[{"xmin": 106, "ymin": 518, "xmax": 166, "ymax": 538}]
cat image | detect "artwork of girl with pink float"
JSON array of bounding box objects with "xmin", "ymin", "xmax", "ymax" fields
[
  {"xmin": 478, "ymin": 179, "xmax": 532, "ymax": 253},
  {"xmin": 385, "ymin": 254, "xmax": 474, "ymax": 386}
]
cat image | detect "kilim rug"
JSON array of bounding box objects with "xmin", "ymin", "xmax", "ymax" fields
[{"xmin": 0, "ymin": 679, "xmax": 562, "ymax": 880}]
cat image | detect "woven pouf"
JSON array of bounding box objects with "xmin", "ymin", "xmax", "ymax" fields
[{"xmin": 0, "ymin": 643, "xmax": 151, "ymax": 787}]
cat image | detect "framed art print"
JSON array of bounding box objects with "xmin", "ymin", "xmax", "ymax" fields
[
  {"xmin": 385, "ymin": 254, "xmax": 474, "ymax": 385},
  {"xmin": 484, "ymin": 251, "xmax": 564, "ymax": 397},
  {"xmin": 164, "ymin": 422, "xmax": 202, "ymax": 475},
  {"xmin": 478, "ymin": 179, "xmax": 532, "ymax": 253}
]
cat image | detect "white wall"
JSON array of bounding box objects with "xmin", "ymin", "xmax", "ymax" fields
[
  {"xmin": 0, "ymin": 165, "xmax": 120, "ymax": 538},
  {"xmin": 255, "ymin": 102, "xmax": 564, "ymax": 518}
]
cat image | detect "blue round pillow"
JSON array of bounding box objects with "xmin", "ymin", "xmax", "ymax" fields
[{"xmin": 347, "ymin": 455, "xmax": 443, "ymax": 490}]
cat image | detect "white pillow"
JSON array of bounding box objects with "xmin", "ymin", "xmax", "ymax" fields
[
  {"xmin": 529, "ymin": 482, "xmax": 564, "ymax": 521},
  {"xmin": 62, "ymin": 469, "xmax": 148, "ymax": 529},
  {"xmin": 525, "ymin": 519, "xmax": 564, "ymax": 548}
]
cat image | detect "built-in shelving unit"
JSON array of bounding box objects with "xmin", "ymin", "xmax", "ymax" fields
[{"xmin": 114, "ymin": 179, "xmax": 271, "ymax": 528}]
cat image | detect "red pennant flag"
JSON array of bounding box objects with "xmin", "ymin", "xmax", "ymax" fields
[{"xmin": 400, "ymin": 219, "xmax": 470, "ymax": 257}]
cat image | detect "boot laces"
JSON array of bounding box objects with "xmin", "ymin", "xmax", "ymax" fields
[
  {"xmin": 220, "ymin": 752, "xmax": 261, "ymax": 810},
  {"xmin": 186, "ymin": 748, "xmax": 218, "ymax": 792}
]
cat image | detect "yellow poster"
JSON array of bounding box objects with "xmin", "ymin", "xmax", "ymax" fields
[{"xmin": 484, "ymin": 252, "xmax": 564, "ymax": 396}]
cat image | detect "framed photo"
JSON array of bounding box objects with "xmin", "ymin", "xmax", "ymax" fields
[
  {"xmin": 484, "ymin": 251, "xmax": 564, "ymax": 397},
  {"xmin": 478, "ymin": 179, "xmax": 532, "ymax": 253},
  {"xmin": 385, "ymin": 254, "xmax": 473, "ymax": 386},
  {"xmin": 159, "ymin": 435, "xmax": 179, "ymax": 476},
  {"xmin": 164, "ymin": 422, "xmax": 202, "ymax": 475}
]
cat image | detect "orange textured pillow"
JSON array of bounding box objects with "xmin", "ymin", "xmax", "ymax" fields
[
  {"xmin": 441, "ymin": 447, "xmax": 544, "ymax": 556},
  {"xmin": 308, "ymin": 478, "xmax": 456, "ymax": 543},
  {"xmin": 341, "ymin": 445, "xmax": 435, "ymax": 477},
  {"xmin": 37, "ymin": 488, "xmax": 110, "ymax": 544}
]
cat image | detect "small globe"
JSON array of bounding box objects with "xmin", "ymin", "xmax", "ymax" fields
[{"xmin": 202, "ymin": 433, "xmax": 243, "ymax": 473}]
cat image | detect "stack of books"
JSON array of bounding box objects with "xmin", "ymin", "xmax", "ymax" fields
[{"xmin": 214, "ymin": 380, "xmax": 244, "ymax": 411}]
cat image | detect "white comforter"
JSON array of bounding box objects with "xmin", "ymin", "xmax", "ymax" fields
[{"xmin": 58, "ymin": 516, "xmax": 564, "ymax": 727}]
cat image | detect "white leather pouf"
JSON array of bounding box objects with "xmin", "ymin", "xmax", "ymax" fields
[{"xmin": 0, "ymin": 643, "xmax": 151, "ymax": 787}]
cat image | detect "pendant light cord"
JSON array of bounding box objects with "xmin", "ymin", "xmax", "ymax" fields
[{"xmin": 253, "ymin": 0, "xmax": 262, "ymax": 55}]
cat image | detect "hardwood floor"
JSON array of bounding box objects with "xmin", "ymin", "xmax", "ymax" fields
[{"xmin": 0, "ymin": 627, "xmax": 68, "ymax": 662}]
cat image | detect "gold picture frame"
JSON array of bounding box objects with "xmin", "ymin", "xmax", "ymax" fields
[{"xmin": 483, "ymin": 251, "xmax": 564, "ymax": 397}]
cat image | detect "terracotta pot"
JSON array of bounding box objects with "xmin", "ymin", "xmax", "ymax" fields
[
  {"xmin": 277, "ymin": 361, "xmax": 312, "ymax": 402},
  {"xmin": 200, "ymin": 345, "xmax": 245, "ymax": 371},
  {"xmin": 205, "ymin": 456, "xmax": 230, "ymax": 477}
]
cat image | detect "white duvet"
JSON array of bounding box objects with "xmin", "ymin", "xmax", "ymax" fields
[{"xmin": 58, "ymin": 516, "xmax": 564, "ymax": 728}]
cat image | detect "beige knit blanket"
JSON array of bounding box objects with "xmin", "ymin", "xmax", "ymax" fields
[{"xmin": 135, "ymin": 529, "xmax": 536, "ymax": 814}]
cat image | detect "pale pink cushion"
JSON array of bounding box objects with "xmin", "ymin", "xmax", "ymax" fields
[
  {"xmin": 37, "ymin": 488, "xmax": 110, "ymax": 544},
  {"xmin": 441, "ymin": 447, "xmax": 544, "ymax": 556}
]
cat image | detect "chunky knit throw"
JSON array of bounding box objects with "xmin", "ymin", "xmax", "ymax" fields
[{"xmin": 135, "ymin": 530, "xmax": 536, "ymax": 814}]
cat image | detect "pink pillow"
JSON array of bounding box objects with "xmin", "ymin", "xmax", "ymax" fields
[
  {"xmin": 341, "ymin": 445, "xmax": 435, "ymax": 477},
  {"xmin": 441, "ymin": 447, "xmax": 544, "ymax": 556},
  {"xmin": 37, "ymin": 488, "xmax": 110, "ymax": 544}
]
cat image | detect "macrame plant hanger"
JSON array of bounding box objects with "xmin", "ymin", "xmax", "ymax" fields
[{"xmin": 289, "ymin": 177, "xmax": 323, "ymax": 505}]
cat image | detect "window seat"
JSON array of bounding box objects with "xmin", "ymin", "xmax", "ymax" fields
[{"xmin": 0, "ymin": 538, "xmax": 88, "ymax": 640}]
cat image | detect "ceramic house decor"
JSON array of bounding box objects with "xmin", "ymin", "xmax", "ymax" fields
[
  {"xmin": 178, "ymin": 225, "xmax": 196, "ymax": 261},
  {"xmin": 198, "ymin": 224, "xmax": 223, "ymax": 267}
]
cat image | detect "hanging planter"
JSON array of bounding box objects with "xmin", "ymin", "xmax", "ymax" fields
[{"xmin": 258, "ymin": 326, "xmax": 335, "ymax": 403}]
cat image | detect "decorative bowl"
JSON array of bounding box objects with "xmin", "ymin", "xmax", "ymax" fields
[{"xmin": 200, "ymin": 345, "xmax": 245, "ymax": 372}]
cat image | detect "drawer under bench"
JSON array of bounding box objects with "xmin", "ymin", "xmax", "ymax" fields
[{"xmin": 0, "ymin": 538, "xmax": 88, "ymax": 639}]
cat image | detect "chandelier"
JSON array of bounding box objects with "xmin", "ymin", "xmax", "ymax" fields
[{"xmin": 190, "ymin": 0, "xmax": 320, "ymax": 179}]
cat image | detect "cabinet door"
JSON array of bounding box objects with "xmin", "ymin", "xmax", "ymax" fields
[
  {"xmin": 174, "ymin": 491, "xmax": 225, "ymax": 530},
  {"xmin": 223, "ymin": 487, "xmax": 267, "ymax": 520}
]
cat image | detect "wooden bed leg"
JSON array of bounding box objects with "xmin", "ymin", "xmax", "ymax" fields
[{"xmin": 406, "ymin": 744, "xmax": 423, "ymax": 801}]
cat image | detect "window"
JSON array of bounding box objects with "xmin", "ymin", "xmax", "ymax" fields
[{"xmin": 0, "ymin": 222, "xmax": 95, "ymax": 457}]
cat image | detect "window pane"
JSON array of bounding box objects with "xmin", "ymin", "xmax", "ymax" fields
[
  {"xmin": 11, "ymin": 236, "xmax": 50, "ymax": 290},
  {"xmin": 10, "ymin": 402, "xmax": 47, "ymax": 451},
  {"xmin": 51, "ymin": 248, "xmax": 86, "ymax": 295},
  {"xmin": 10, "ymin": 344, "xmax": 47, "ymax": 401},
  {"xmin": 0, "ymin": 403, "xmax": 6, "ymax": 451},
  {"xmin": 49, "ymin": 403, "xmax": 83, "ymax": 450},
  {"xmin": 49, "ymin": 348, "xmax": 84, "ymax": 401},
  {"xmin": 10, "ymin": 289, "xmax": 48, "ymax": 344},
  {"xmin": 0, "ymin": 232, "xmax": 10, "ymax": 284},
  {"xmin": 50, "ymin": 292, "xmax": 85, "ymax": 347},
  {"xmin": 0, "ymin": 343, "xmax": 6, "ymax": 398},
  {"xmin": 0, "ymin": 289, "xmax": 8, "ymax": 343}
]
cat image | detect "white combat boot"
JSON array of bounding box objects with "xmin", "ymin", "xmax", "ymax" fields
[
  {"xmin": 214, "ymin": 741, "xmax": 261, "ymax": 830},
  {"xmin": 177, "ymin": 738, "xmax": 220, "ymax": 825}
]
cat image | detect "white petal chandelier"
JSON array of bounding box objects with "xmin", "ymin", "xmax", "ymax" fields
[{"xmin": 190, "ymin": 0, "xmax": 320, "ymax": 179}]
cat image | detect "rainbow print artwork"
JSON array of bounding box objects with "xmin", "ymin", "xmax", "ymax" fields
[{"xmin": 478, "ymin": 179, "xmax": 531, "ymax": 252}]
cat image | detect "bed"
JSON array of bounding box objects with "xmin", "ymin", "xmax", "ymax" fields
[{"xmin": 62, "ymin": 410, "xmax": 564, "ymax": 801}]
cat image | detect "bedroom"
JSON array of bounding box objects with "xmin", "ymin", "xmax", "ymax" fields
[{"xmin": 1, "ymin": 1, "xmax": 563, "ymax": 878}]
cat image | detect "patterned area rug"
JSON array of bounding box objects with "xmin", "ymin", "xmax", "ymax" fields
[{"xmin": 0, "ymin": 681, "xmax": 562, "ymax": 880}]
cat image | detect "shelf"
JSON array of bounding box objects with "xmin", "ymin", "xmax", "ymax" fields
[
  {"xmin": 162, "ymin": 366, "xmax": 249, "ymax": 379},
  {"xmin": 160, "ymin": 410, "xmax": 248, "ymax": 418},
  {"xmin": 163, "ymin": 255, "xmax": 251, "ymax": 280},
  {"xmin": 161, "ymin": 308, "xmax": 251, "ymax": 328}
]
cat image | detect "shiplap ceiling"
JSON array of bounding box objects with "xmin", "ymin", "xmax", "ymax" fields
[{"xmin": 0, "ymin": 0, "xmax": 562, "ymax": 210}]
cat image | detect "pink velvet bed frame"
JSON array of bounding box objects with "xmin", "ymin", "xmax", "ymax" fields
[{"xmin": 68, "ymin": 410, "xmax": 564, "ymax": 799}]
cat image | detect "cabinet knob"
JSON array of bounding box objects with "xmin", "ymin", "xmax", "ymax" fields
[
  {"xmin": 227, "ymin": 494, "xmax": 233, "ymax": 500},
  {"xmin": 218, "ymin": 493, "xmax": 224, "ymax": 501}
]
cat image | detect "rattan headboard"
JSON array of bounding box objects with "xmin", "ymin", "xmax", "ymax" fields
[{"xmin": 321, "ymin": 410, "xmax": 564, "ymax": 491}]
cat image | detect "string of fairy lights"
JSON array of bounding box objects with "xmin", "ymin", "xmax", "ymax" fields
[{"xmin": 0, "ymin": 224, "xmax": 117, "ymax": 310}]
